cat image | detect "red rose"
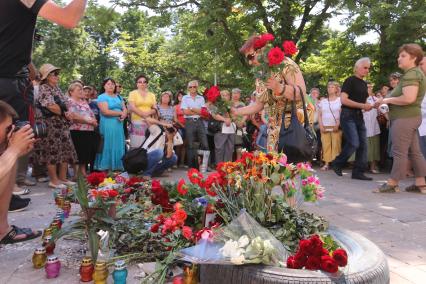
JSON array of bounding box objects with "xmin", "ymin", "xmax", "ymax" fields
[
  {"xmin": 206, "ymin": 86, "xmax": 220, "ymax": 103},
  {"xmin": 320, "ymin": 255, "xmax": 338, "ymax": 273},
  {"xmin": 152, "ymin": 179, "xmax": 162, "ymax": 190},
  {"xmin": 293, "ymin": 251, "xmax": 307, "ymax": 268},
  {"xmin": 286, "ymin": 255, "xmax": 296, "ymax": 269},
  {"xmin": 200, "ymin": 107, "xmax": 211, "ymax": 119},
  {"xmin": 322, "ymin": 248, "xmax": 330, "ymax": 256},
  {"xmin": 182, "ymin": 226, "xmax": 193, "ymax": 240},
  {"xmin": 267, "ymin": 47, "xmax": 285, "ymax": 66},
  {"xmin": 150, "ymin": 223, "xmax": 160, "ymax": 233},
  {"xmin": 310, "ymin": 234, "xmax": 324, "ymax": 256},
  {"xmin": 262, "ymin": 33, "xmax": 275, "ymax": 41},
  {"xmin": 332, "ymin": 249, "xmax": 348, "ymax": 267},
  {"xmin": 188, "ymin": 168, "xmax": 203, "ymax": 185},
  {"xmin": 126, "ymin": 176, "xmax": 144, "ymax": 186},
  {"xmin": 298, "ymin": 239, "xmax": 312, "ymax": 255},
  {"xmin": 107, "ymin": 189, "xmax": 119, "ymax": 198},
  {"xmin": 156, "ymin": 214, "xmax": 166, "ymax": 223},
  {"xmin": 253, "ymin": 33, "xmax": 275, "ymax": 50},
  {"xmin": 177, "ymin": 179, "xmax": 188, "ymax": 195},
  {"xmin": 282, "ymin": 40, "xmax": 298, "ymax": 56},
  {"xmin": 305, "ymin": 256, "xmax": 321, "ymax": 270}
]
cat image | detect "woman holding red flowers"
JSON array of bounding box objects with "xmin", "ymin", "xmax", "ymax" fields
[{"xmin": 232, "ymin": 34, "xmax": 314, "ymax": 153}]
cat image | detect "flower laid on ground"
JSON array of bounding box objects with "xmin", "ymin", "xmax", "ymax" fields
[
  {"xmin": 86, "ymin": 172, "xmax": 107, "ymax": 186},
  {"xmin": 286, "ymin": 234, "xmax": 348, "ymax": 273}
]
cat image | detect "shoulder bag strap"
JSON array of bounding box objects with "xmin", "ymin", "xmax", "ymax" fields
[
  {"xmin": 280, "ymin": 86, "xmax": 298, "ymax": 129},
  {"xmin": 147, "ymin": 127, "xmax": 165, "ymax": 148},
  {"xmin": 297, "ymin": 85, "xmax": 310, "ymax": 128}
]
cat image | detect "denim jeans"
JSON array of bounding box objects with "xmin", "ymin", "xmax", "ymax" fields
[
  {"xmin": 332, "ymin": 108, "xmax": 368, "ymax": 174},
  {"xmin": 144, "ymin": 149, "xmax": 177, "ymax": 177}
]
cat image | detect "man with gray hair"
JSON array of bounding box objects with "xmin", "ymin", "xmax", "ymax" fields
[
  {"xmin": 181, "ymin": 80, "xmax": 210, "ymax": 172},
  {"xmin": 330, "ymin": 57, "xmax": 373, "ymax": 180}
]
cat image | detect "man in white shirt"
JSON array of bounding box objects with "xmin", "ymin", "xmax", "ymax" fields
[
  {"xmin": 181, "ymin": 80, "xmax": 210, "ymax": 171},
  {"xmin": 418, "ymin": 57, "xmax": 426, "ymax": 158}
]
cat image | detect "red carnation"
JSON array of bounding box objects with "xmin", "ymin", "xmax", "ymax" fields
[
  {"xmin": 86, "ymin": 172, "xmax": 107, "ymax": 186},
  {"xmin": 177, "ymin": 179, "xmax": 188, "ymax": 195},
  {"xmin": 172, "ymin": 209, "xmax": 187, "ymax": 225},
  {"xmin": 286, "ymin": 255, "xmax": 295, "ymax": 268},
  {"xmin": 305, "ymin": 256, "xmax": 321, "ymax": 270},
  {"xmin": 182, "ymin": 226, "xmax": 193, "ymax": 240},
  {"xmin": 267, "ymin": 47, "xmax": 285, "ymax": 66},
  {"xmin": 320, "ymin": 255, "xmax": 338, "ymax": 273},
  {"xmin": 282, "ymin": 40, "xmax": 298, "ymax": 56},
  {"xmin": 206, "ymin": 86, "xmax": 220, "ymax": 103},
  {"xmin": 150, "ymin": 223, "xmax": 160, "ymax": 233},
  {"xmin": 107, "ymin": 189, "xmax": 119, "ymax": 198},
  {"xmin": 188, "ymin": 168, "xmax": 203, "ymax": 185},
  {"xmin": 332, "ymin": 249, "xmax": 348, "ymax": 267},
  {"xmin": 152, "ymin": 179, "xmax": 162, "ymax": 190}
]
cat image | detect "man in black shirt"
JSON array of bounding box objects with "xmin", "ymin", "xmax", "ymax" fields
[
  {"xmin": 331, "ymin": 57, "xmax": 374, "ymax": 180},
  {"xmin": 0, "ymin": 0, "xmax": 87, "ymax": 244}
]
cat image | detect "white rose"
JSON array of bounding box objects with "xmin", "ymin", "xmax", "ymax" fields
[
  {"xmin": 231, "ymin": 255, "xmax": 246, "ymax": 265},
  {"xmin": 238, "ymin": 235, "xmax": 250, "ymax": 248}
]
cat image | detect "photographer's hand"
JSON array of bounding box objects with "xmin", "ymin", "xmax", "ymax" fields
[{"xmin": 8, "ymin": 125, "xmax": 35, "ymax": 157}]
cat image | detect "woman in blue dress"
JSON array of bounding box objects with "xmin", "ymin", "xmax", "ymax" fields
[{"xmin": 95, "ymin": 78, "xmax": 127, "ymax": 171}]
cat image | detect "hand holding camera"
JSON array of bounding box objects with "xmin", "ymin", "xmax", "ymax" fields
[{"xmin": 8, "ymin": 124, "xmax": 36, "ymax": 157}]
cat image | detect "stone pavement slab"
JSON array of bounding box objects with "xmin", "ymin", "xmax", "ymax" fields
[{"xmin": 1, "ymin": 167, "xmax": 425, "ymax": 283}]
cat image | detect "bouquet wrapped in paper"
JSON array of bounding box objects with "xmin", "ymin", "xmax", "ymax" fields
[{"xmin": 179, "ymin": 210, "xmax": 289, "ymax": 266}]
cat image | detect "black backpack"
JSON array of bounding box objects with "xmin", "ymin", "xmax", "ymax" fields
[{"xmin": 122, "ymin": 127, "xmax": 164, "ymax": 174}]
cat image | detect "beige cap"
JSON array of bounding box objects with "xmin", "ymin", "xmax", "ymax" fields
[{"xmin": 39, "ymin": 64, "xmax": 60, "ymax": 80}]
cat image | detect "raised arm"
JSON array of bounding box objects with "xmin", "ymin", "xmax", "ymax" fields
[
  {"xmin": 232, "ymin": 100, "xmax": 264, "ymax": 116},
  {"xmin": 39, "ymin": 0, "xmax": 87, "ymax": 29}
]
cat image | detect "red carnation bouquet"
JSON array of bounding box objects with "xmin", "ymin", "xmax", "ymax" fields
[
  {"xmin": 286, "ymin": 234, "xmax": 348, "ymax": 273},
  {"xmin": 251, "ymin": 33, "xmax": 298, "ymax": 80}
]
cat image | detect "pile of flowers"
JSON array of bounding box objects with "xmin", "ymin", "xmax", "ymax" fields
[{"xmin": 286, "ymin": 235, "xmax": 348, "ymax": 273}]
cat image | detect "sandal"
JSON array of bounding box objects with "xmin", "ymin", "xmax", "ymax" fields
[
  {"xmin": 0, "ymin": 225, "xmax": 41, "ymax": 245},
  {"xmin": 13, "ymin": 187, "xmax": 31, "ymax": 195},
  {"xmin": 405, "ymin": 184, "xmax": 426, "ymax": 194},
  {"xmin": 373, "ymin": 183, "xmax": 400, "ymax": 193}
]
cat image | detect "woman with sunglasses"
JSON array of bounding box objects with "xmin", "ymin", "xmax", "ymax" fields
[
  {"xmin": 232, "ymin": 35, "xmax": 312, "ymax": 153},
  {"xmin": 128, "ymin": 75, "xmax": 157, "ymax": 148},
  {"xmin": 33, "ymin": 64, "xmax": 77, "ymax": 189}
]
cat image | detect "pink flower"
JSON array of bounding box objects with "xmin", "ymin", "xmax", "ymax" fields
[{"xmin": 278, "ymin": 155, "xmax": 288, "ymax": 166}]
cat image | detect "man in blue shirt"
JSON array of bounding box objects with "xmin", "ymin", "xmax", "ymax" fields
[{"xmin": 181, "ymin": 80, "xmax": 210, "ymax": 171}]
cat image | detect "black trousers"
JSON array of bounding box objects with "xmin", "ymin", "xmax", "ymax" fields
[{"xmin": 185, "ymin": 118, "xmax": 209, "ymax": 168}]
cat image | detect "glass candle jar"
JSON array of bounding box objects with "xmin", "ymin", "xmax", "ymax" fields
[
  {"xmin": 32, "ymin": 247, "xmax": 47, "ymax": 269},
  {"xmin": 79, "ymin": 256, "xmax": 94, "ymax": 282},
  {"xmin": 112, "ymin": 260, "xmax": 128, "ymax": 284},
  {"xmin": 45, "ymin": 255, "xmax": 61, "ymax": 278},
  {"xmin": 92, "ymin": 260, "xmax": 108, "ymax": 284}
]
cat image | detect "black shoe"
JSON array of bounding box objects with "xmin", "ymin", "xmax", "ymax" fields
[
  {"xmin": 352, "ymin": 173, "xmax": 373, "ymax": 181},
  {"xmin": 330, "ymin": 163, "xmax": 343, "ymax": 176},
  {"xmin": 12, "ymin": 194, "xmax": 31, "ymax": 202},
  {"xmin": 9, "ymin": 195, "xmax": 30, "ymax": 213}
]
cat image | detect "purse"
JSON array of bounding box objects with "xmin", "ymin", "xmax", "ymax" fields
[
  {"xmin": 122, "ymin": 128, "xmax": 164, "ymax": 174},
  {"xmin": 278, "ymin": 86, "xmax": 317, "ymax": 163},
  {"xmin": 208, "ymin": 119, "xmax": 222, "ymax": 134}
]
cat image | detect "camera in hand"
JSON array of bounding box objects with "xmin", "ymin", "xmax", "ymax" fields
[
  {"xmin": 14, "ymin": 120, "xmax": 47, "ymax": 139},
  {"xmin": 166, "ymin": 127, "xmax": 176, "ymax": 133}
]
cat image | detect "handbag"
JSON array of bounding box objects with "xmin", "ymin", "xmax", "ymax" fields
[
  {"xmin": 278, "ymin": 86, "xmax": 317, "ymax": 163},
  {"xmin": 208, "ymin": 119, "xmax": 222, "ymax": 134},
  {"xmin": 173, "ymin": 131, "xmax": 184, "ymax": 146},
  {"xmin": 122, "ymin": 127, "xmax": 164, "ymax": 174}
]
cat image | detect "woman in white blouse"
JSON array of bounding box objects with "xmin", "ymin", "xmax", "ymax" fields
[
  {"xmin": 363, "ymin": 82, "xmax": 381, "ymax": 173},
  {"xmin": 318, "ymin": 81, "xmax": 342, "ymax": 170}
]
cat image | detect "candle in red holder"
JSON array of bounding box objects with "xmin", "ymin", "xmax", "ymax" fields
[
  {"xmin": 79, "ymin": 256, "xmax": 94, "ymax": 282},
  {"xmin": 42, "ymin": 235, "xmax": 56, "ymax": 255},
  {"xmin": 45, "ymin": 255, "xmax": 61, "ymax": 278}
]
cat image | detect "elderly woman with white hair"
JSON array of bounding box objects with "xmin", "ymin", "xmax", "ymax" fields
[{"xmin": 330, "ymin": 57, "xmax": 374, "ymax": 181}]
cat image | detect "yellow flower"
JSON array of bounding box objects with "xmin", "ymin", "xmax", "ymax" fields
[{"xmin": 99, "ymin": 177, "xmax": 116, "ymax": 187}]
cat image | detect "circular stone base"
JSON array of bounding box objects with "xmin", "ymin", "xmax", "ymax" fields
[{"xmin": 200, "ymin": 227, "xmax": 389, "ymax": 284}]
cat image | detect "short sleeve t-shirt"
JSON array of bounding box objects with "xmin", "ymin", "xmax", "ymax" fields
[
  {"xmin": 341, "ymin": 76, "xmax": 368, "ymax": 110},
  {"xmin": 0, "ymin": 0, "xmax": 47, "ymax": 77},
  {"xmin": 128, "ymin": 90, "xmax": 156, "ymax": 121},
  {"xmin": 389, "ymin": 67, "xmax": 426, "ymax": 120},
  {"xmin": 181, "ymin": 94, "xmax": 205, "ymax": 118}
]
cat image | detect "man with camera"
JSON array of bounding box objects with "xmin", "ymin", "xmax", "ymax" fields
[{"xmin": 0, "ymin": 101, "xmax": 41, "ymax": 244}]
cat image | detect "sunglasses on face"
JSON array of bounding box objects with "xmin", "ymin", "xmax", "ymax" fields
[
  {"xmin": 188, "ymin": 86, "xmax": 198, "ymax": 89},
  {"xmin": 50, "ymin": 71, "xmax": 60, "ymax": 76},
  {"xmin": 246, "ymin": 53, "xmax": 256, "ymax": 61},
  {"xmin": 137, "ymin": 81, "xmax": 147, "ymax": 84}
]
